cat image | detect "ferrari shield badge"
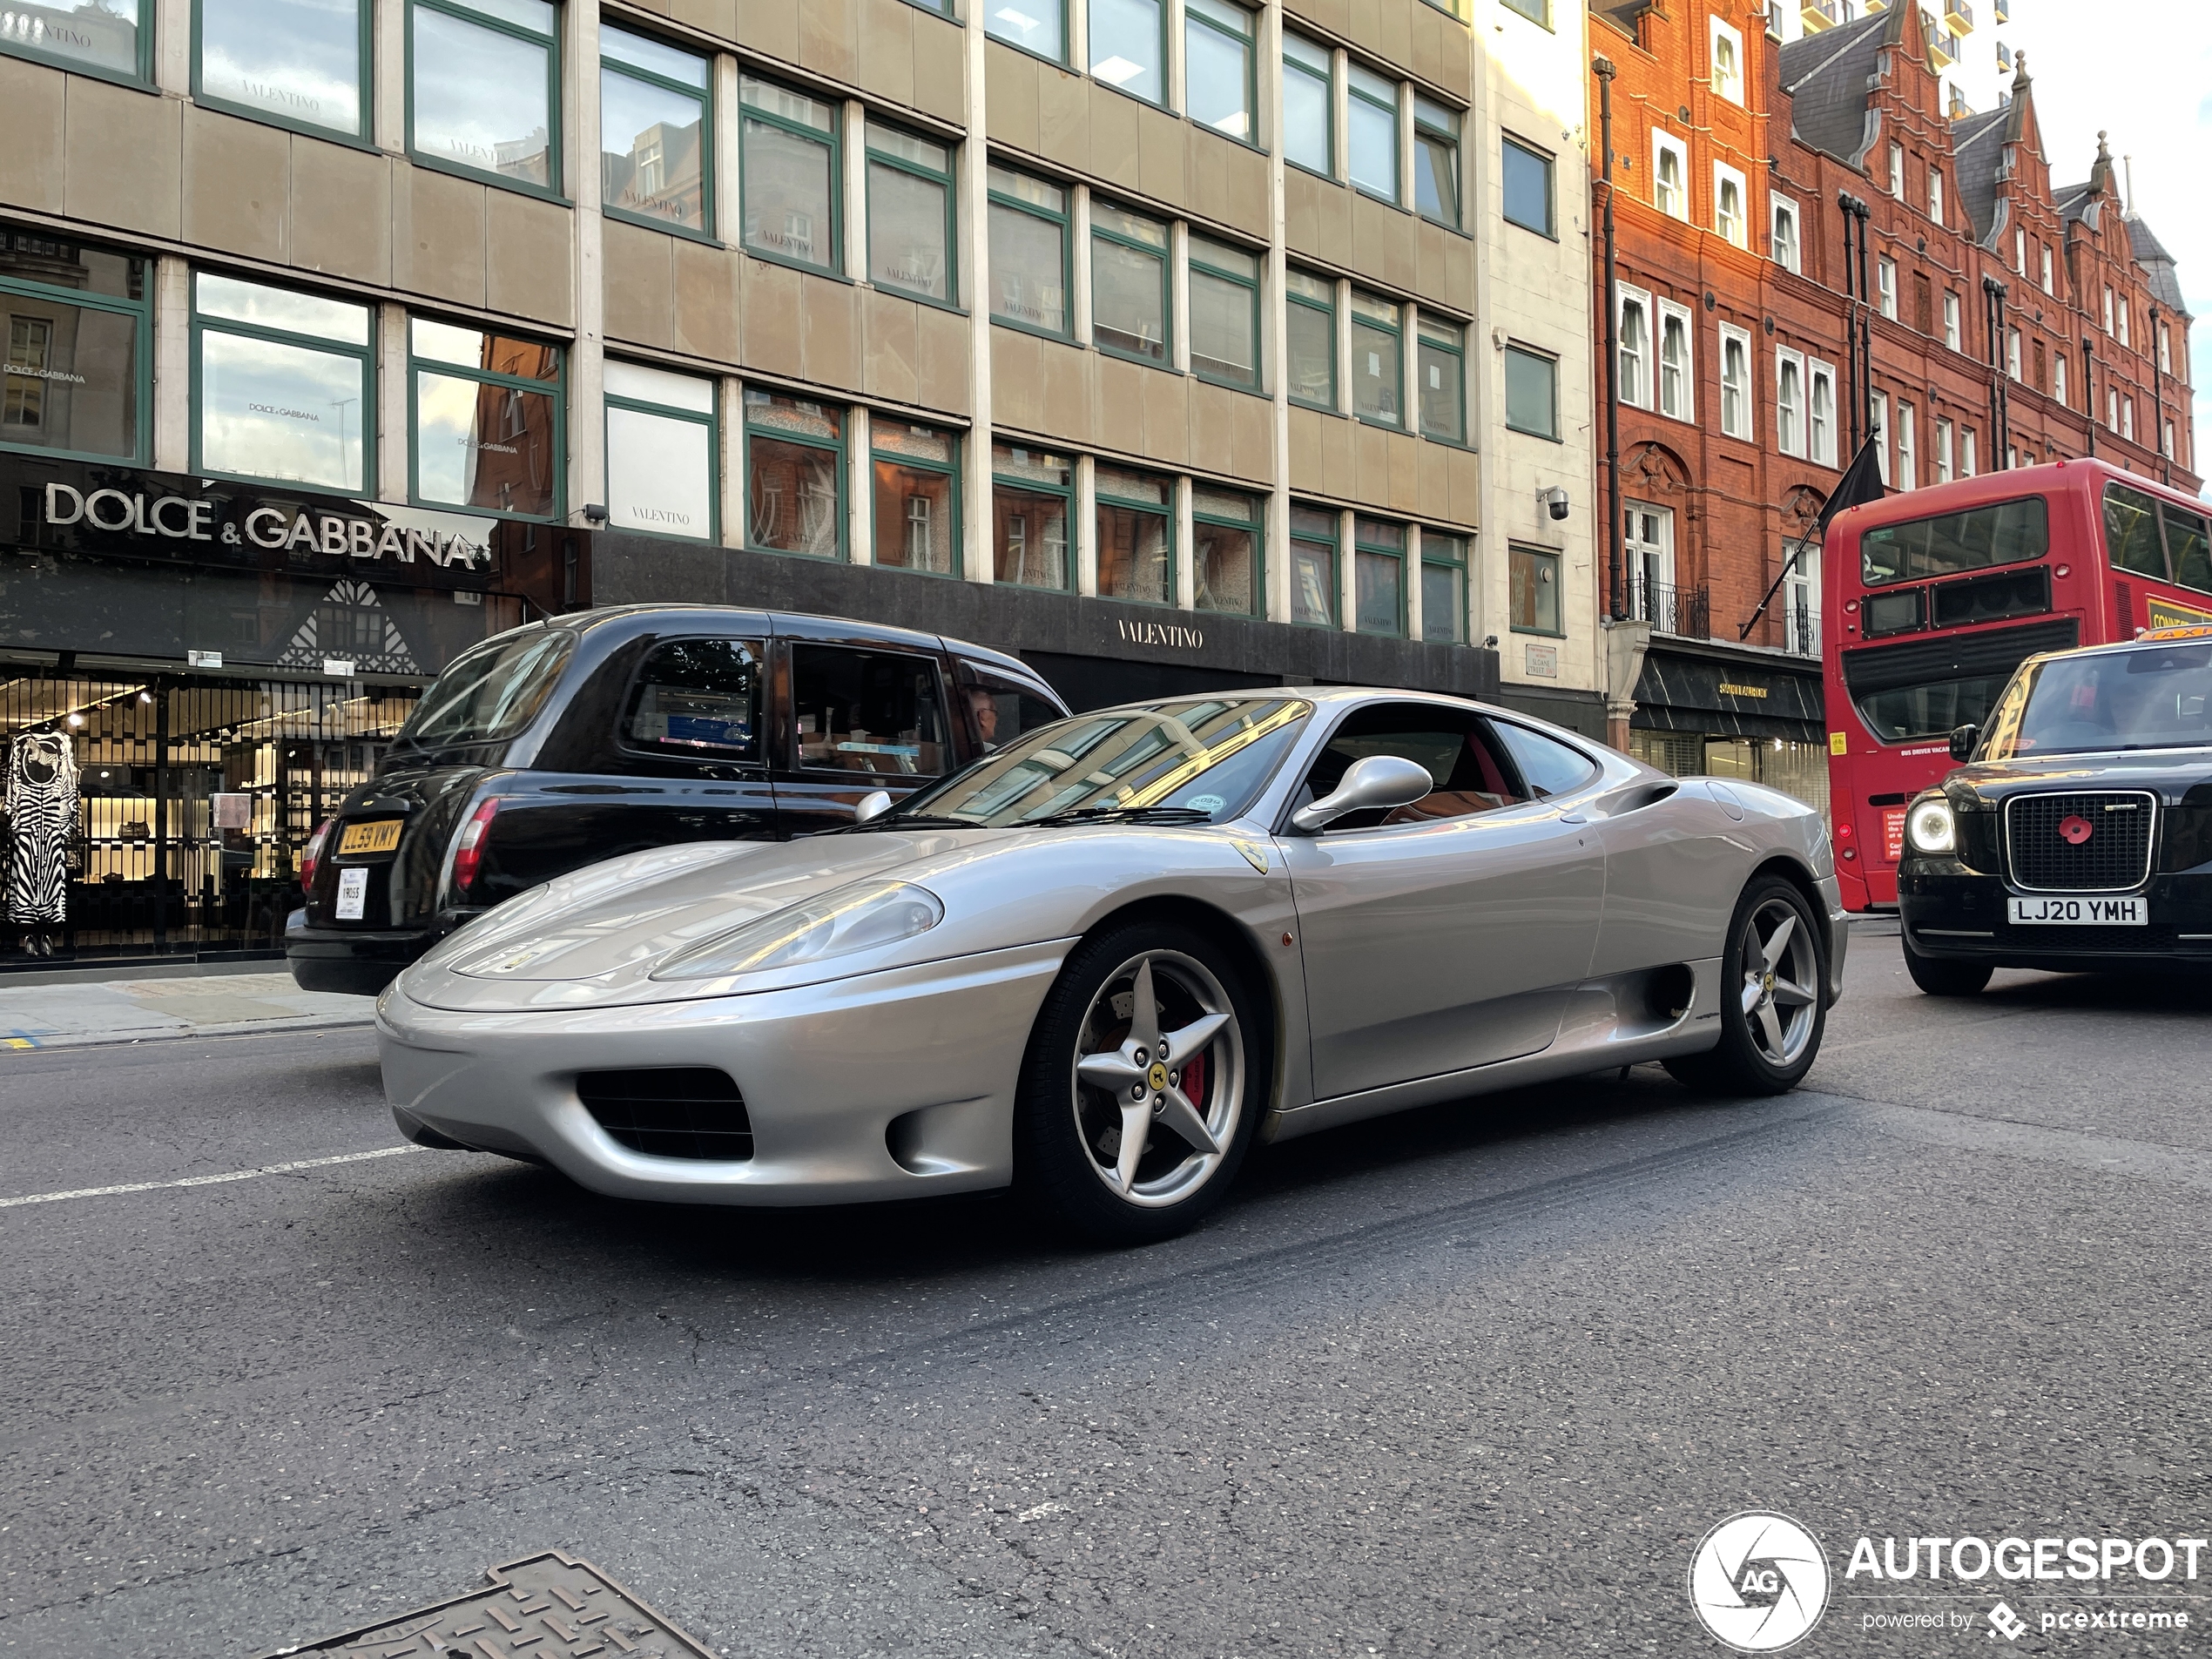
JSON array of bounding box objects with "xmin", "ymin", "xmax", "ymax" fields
[{"xmin": 1230, "ymin": 838, "xmax": 1270, "ymax": 873}]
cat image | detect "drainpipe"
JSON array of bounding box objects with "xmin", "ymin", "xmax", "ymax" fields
[
  {"xmin": 2083, "ymin": 334, "xmax": 2097, "ymax": 459},
  {"xmin": 2148, "ymin": 304, "xmax": 2168, "ymax": 481},
  {"xmin": 1851, "ymin": 198, "xmax": 1872, "ymax": 441},
  {"xmin": 1595, "ymin": 57, "xmax": 1623, "ymax": 623},
  {"xmin": 1838, "ymin": 192, "xmax": 1859, "ymax": 453},
  {"xmin": 1984, "ymin": 275, "xmax": 2010, "ymax": 465}
]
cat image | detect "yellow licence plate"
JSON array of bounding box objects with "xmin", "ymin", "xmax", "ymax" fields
[{"xmin": 337, "ymin": 819, "xmax": 403, "ymax": 855}]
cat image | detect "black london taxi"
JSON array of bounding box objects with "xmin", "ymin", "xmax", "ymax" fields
[
  {"xmin": 287, "ymin": 604, "xmax": 1067, "ymax": 995},
  {"xmin": 1896, "ymin": 626, "xmax": 2212, "ymax": 995}
]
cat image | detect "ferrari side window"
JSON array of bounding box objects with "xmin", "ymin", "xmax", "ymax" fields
[
  {"xmin": 792, "ymin": 644, "xmax": 953, "ymax": 776},
  {"xmin": 1487, "ymin": 719, "xmax": 1598, "ymax": 799},
  {"xmin": 621, "ymin": 637, "xmax": 765, "ymax": 760},
  {"xmin": 1302, "ymin": 705, "xmax": 1527, "ymax": 828}
]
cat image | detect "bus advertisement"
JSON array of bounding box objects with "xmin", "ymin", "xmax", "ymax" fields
[{"xmin": 1822, "ymin": 458, "xmax": 2212, "ymax": 910}]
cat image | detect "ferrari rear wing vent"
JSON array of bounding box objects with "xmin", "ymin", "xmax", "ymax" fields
[{"xmin": 577, "ymin": 1069, "xmax": 754, "ymax": 1161}]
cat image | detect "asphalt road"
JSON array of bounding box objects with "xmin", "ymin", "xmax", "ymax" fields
[{"xmin": 3, "ymin": 929, "xmax": 2209, "ymax": 1658}]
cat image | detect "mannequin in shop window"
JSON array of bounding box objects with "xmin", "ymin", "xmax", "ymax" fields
[{"xmin": 6, "ymin": 731, "xmax": 80, "ymax": 957}]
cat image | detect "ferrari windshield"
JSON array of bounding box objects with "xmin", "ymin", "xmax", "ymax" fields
[
  {"xmin": 889, "ymin": 696, "xmax": 1313, "ymax": 826},
  {"xmin": 1978, "ymin": 640, "xmax": 2212, "ymax": 760}
]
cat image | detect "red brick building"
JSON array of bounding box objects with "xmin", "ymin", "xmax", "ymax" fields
[{"xmin": 1586, "ymin": 1, "xmax": 2196, "ymax": 809}]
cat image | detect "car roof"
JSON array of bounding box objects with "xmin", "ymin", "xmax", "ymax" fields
[
  {"xmin": 529, "ymin": 604, "xmax": 1049, "ymax": 686},
  {"xmin": 2028, "ymin": 630, "xmax": 2212, "ymax": 666}
]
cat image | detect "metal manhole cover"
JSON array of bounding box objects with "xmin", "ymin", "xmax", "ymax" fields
[{"xmin": 257, "ymin": 1550, "xmax": 714, "ymax": 1659}]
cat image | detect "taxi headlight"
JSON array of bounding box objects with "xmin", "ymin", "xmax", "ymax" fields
[
  {"xmin": 652, "ymin": 880, "xmax": 944, "ymax": 980},
  {"xmin": 1905, "ymin": 797, "xmax": 1957, "ymax": 856}
]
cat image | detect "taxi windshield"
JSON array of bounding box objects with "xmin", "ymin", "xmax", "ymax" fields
[
  {"xmin": 1979, "ymin": 642, "xmax": 2212, "ymax": 760},
  {"xmin": 887, "ymin": 696, "xmax": 1312, "ymax": 826}
]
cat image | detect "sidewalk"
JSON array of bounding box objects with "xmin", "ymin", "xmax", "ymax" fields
[{"xmin": 0, "ymin": 969, "xmax": 375, "ymax": 1049}]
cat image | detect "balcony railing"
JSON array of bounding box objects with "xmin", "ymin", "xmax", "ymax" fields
[
  {"xmin": 1628, "ymin": 574, "xmax": 1712, "ymax": 641},
  {"xmin": 1944, "ymin": 0, "xmax": 1972, "ymax": 31},
  {"xmin": 1800, "ymin": 0, "xmax": 1845, "ymax": 30},
  {"xmin": 1925, "ymin": 16, "xmax": 1960, "ymax": 64},
  {"xmin": 1785, "ymin": 601, "xmax": 1822, "ymax": 658}
]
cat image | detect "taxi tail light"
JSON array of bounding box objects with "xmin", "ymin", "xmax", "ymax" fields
[
  {"xmin": 301, "ymin": 819, "xmax": 332, "ymax": 892},
  {"xmin": 450, "ymin": 799, "xmax": 502, "ymax": 896}
]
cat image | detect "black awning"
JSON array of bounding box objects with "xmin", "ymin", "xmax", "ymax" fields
[{"xmin": 1632, "ymin": 647, "xmax": 1824, "ymax": 742}]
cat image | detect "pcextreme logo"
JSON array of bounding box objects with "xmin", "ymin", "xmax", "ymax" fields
[{"xmin": 1688, "ymin": 1512, "xmax": 1831, "ymax": 1652}]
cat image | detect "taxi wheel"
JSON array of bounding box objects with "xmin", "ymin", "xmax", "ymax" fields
[
  {"xmin": 1665, "ymin": 875, "xmax": 1826, "ymax": 1097},
  {"xmin": 1903, "ymin": 938, "xmax": 1993, "ymax": 997},
  {"xmin": 1014, "ymin": 921, "xmax": 1265, "ymax": 1247}
]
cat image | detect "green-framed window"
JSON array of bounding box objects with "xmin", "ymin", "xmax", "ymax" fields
[
  {"xmin": 2, "ymin": 0, "xmax": 147, "ymax": 82},
  {"xmin": 601, "ymin": 24, "xmax": 711, "ymax": 238},
  {"xmin": 1096, "ymin": 462, "xmax": 1172, "ymax": 604},
  {"xmin": 1346, "ymin": 62, "xmax": 1399, "ymax": 204},
  {"xmin": 1282, "ymin": 32, "xmax": 1332, "ymax": 178},
  {"xmin": 740, "ymin": 76, "xmax": 840, "ymax": 274},
  {"xmin": 1289, "ymin": 502, "xmax": 1339, "ymax": 627},
  {"xmin": 191, "ymin": 272, "xmax": 374, "ymax": 493},
  {"xmin": 1353, "ymin": 516, "xmax": 1404, "ymax": 636},
  {"xmin": 408, "ymin": 0, "xmax": 559, "ymax": 194},
  {"xmin": 900, "ymin": 0, "xmax": 953, "ymax": 12},
  {"xmin": 1089, "ymin": 0, "xmax": 1163, "ymax": 104},
  {"xmin": 605, "ymin": 359, "xmax": 717, "ymax": 542},
  {"xmin": 1091, "ymin": 201, "xmax": 1170, "ymax": 366},
  {"xmin": 1, "ymin": 233, "xmax": 150, "ymax": 464},
  {"xmin": 1286, "ymin": 267, "xmax": 1337, "ymax": 410},
  {"xmin": 873, "ymin": 419, "xmax": 960, "ymax": 576},
  {"xmin": 1501, "ymin": 133, "xmax": 1555, "ymax": 237},
  {"xmin": 1189, "ymin": 235, "xmax": 1260, "ymax": 390},
  {"xmin": 1501, "ymin": 0, "xmax": 1550, "ymax": 24},
  {"xmin": 993, "ymin": 442, "xmax": 1072, "ymax": 589},
  {"xmin": 1350, "ymin": 289, "xmax": 1402, "ymax": 428},
  {"xmin": 988, "ymin": 167, "xmax": 1070, "ymax": 339},
  {"xmin": 1193, "ymin": 485, "xmax": 1261, "ymax": 615},
  {"xmin": 194, "ymin": 0, "xmax": 370, "ymax": 140},
  {"xmin": 409, "ymin": 316, "xmax": 563, "ymax": 520},
  {"xmin": 1417, "ymin": 314, "xmax": 1465, "ymax": 443},
  {"xmin": 867, "ymin": 121, "xmax": 956, "ymax": 307},
  {"xmin": 1503, "ymin": 342, "xmax": 1559, "ymax": 439},
  {"xmin": 745, "ymin": 388, "xmax": 843, "ymax": 557},
  {"xmin": 1420, "ymin": 531, "xmax": 1466, "ymax": 644},
  {"xmin": 985, "ymin": 0, "xmax": 1063, "ymax": 61},
  {"xmin": 1413, "ymin": 96, "xmax": 1460, "ymax": 228},
  {"xmin": 1509, "ymin": 543, "xmax": 1561, "ymax": 636},
  {"xmin": 1185, "ymin": 0, "xmax": 1255, "ymax": 144}
]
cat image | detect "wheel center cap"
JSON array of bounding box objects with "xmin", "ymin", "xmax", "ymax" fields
[
  {"xmin": 1147, "ymin": 1061, "xmax": 1169, "ymax": 1092},
  {"xmin": 1762, "ymin": 969, "xmax": 1776, "ymax": 999}
]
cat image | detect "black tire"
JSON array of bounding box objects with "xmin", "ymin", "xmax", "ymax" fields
[
  {"xmin": 1014, "ymin": 921, "xmax": 1268, "ymax": 1246},
  {"xmin": 1903, "ymin": 937, "xmax": 1993, "ymax": 997},
  {"xmin": 1665, "ymin": 874, "xmax": 1827, "ymax": 1096}
]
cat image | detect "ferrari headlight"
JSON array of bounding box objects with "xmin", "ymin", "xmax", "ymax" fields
[
  {"xmin": 652, "ymin": 880, "xmax": 944, "ymax": 981},
  {"xmin": 1905, "ymin": 796, "xmax": 1956, "ymax": 856}
]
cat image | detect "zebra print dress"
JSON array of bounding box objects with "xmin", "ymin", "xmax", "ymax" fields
[{"xmin": 7, "ymin": 732, "xmax": 78, "ymax": 926}]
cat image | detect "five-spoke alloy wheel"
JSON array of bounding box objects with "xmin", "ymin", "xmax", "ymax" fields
[{"xmin": 1665, "ymin": 874, "xmax": 1828, "ymax": 1096}]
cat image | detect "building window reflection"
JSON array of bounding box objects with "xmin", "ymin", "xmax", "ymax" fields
[
  {"xmin": 745, "ymin": 389, "xmax": 843, "ymax": 556},
  {"xmin": 192, "ymin": 272, "xmax": 374, "ymax": 493},
  {"xmin": 409, "ymin": 317, "xmax": 562, "ymax": 519},
  {"xmin": 605, "ymin": 360, "xmax": 716, "ymax": 541},
  {"xmin": 0, "ymin": 231, "xmax": 146, "ymax": 463},
  {"xmin": 601, "ymin": 25, "xmax": 711, "ymax": 235}
]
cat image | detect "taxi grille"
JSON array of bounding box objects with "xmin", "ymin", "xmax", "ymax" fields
[
  {"xmin": 577, "ymin": 1069, "xmax": 754, "ymax": 1161},
  {"xmin": 2004, "ymin": 792, "xmax": 2155, "ymax": 893}
]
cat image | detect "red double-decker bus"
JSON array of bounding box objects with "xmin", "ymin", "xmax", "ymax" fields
[{"xmin": 1824, "ymin": 458, "xmax": 2212, "ymax": 910}]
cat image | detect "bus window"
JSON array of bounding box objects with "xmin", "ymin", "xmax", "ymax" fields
[
  {"xmin": 1860, "ymin": 496, "xmax": 2048, "ymax": 585},
  {"xmin": 2102, "ymin": 482, "xmax": 2168, "ymax": 580},
  {"xmin": 2163, "ymin": 503, "xmax": 2212, "ymax": 595}
]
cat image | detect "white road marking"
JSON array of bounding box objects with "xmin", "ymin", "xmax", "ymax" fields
[{"xmin": 0, "ymin": 1145, "xmax": 424, "ymax": 1211}]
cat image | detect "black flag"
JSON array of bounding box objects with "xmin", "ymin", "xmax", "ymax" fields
[{"xmin": 1814, "ymin": 434, "xmax": 1889, "ymax": 539}]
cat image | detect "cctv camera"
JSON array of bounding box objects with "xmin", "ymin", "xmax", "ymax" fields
[{"xmin": 1542, "ymin": 487, "xmax": 1570, "ymax": 522}]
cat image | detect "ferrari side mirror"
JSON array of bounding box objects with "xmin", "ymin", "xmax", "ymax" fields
[{"xmin": 1290, "ymin": 754, "xmax": 1434, "ymax": 833}]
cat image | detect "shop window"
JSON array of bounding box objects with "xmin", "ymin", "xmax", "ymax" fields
[
  {"xmin": 745, "ymin": 389, "xmax": 842, "ymax": 556},
  {"xmin": 1346, "ymin": 63, "xmax": 1399, "ymax": 204},
  {"xmin": 1185, "ymin": 0, "xmax": 1254, "ymax": 143},
  {"xmin": 1096, "ymin": 463, "xmax": 1172, "ymax": 604},
  {"xmin": 988, "ymin": 167, "xmax": 1069, "ymax": 338},
  {"xmin": 993, "ymin": 443, "xmax": 1071, "ymax": 589},
  {"xmin": 192, "ymin": 272, "xmax": 373, "ymax": 493},
  {"xmin": 984, "ymin": 0, "xmax": 1062, "ymax": 59},
  {"xmin": 1509, "ymin": 544, "xmax": 1561, "ymax": 636},
  {"xmin": 197, "ymin": 0, "xmax": 368, "ymax": 137},
  {"xmin": 409, "ymin": 317, "xmax": 561, "ymax": 519},
  {"xmin": 1192, "ymin": 486, "xmax": 1260, "ymax": 615},
  {"xmin": 1417, "ymin": 314, "xmax": 1465, "ymax": 443},
  {"xmin": 1287, "ymin": 268, "xmax": 1337, "ymax": 409},
  {"xmin": 1089, "ymin": 0, "xmax": 1162, "ymax": 105},
  {"xmin": 622, "ymin": 637, "xmax": 763, "ymax": 762},
  {"xmin": 872, "ymin": 420, "xmax": 959, "ymax": 576},
  {"xmin": 1289, "ymin": 502, "xmax": 1338, "ymax": 627},
  {"xmin": 0, "ymin": 234, "xmax": 148, "ymax": 462},
  {"xmin": 1659, "ymin": 300, "xmax": 1693, "ymax": 421},
  {"xmin": 791, "ymin": 644, "xmax": 952, "ymax": 779},
  {"xmin": 1413, "ymin": 97, "xmax": 1460, "ymax": 229},
  {"xmin": 740, "ymin": 76, "xmax": 839, "ymax": 273},
  {"xmin": 601, "ymin": 25, "xmax": 711, "ymax": 236},
  {"xmin": 3, "ymin": 0, "xmax": 144, "ymax": 78},
  {"xmin": 1501, "ymin": 135, "xmax": 1554, "ymax": 237},
  {"xmin": 1281, "ymin": 32, "xmax": 1332, "ymax": 177},
  {"xmin": 605, "ymin": 359, "xmax": 716, "ymax": 541},
  {"xmin": 1189, "ymin": 235, "xmax": 1260, "ymax": 390},
  {"xmin": 1503, "ymin": 344, "xmax": 1557, "ymax": 440},
  {"xmin": 1421, "ymin": 532, "xmax": 1466, "ymax": 644},
  {"xmin": 867, "ymin": 122, "xmax": 955, "ymax": 305},
  {"xmin": 1090, "ymin": 201, "xmax": 1170, "ymax": 365},
  {"xmin": 408, "ymin": 0, "xmax": 558, "ymax": 192},
  {"xmin": 1353, "ymin": 516, "xmax": 1404, "ymax": 636},
  {"xmin": 1351, "ymin": 290, "xmax": 1402, "ymax": 427}
]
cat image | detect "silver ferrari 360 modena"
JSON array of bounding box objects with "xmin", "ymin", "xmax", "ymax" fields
[{"xmin": 379, "ymin": 689, "xmax": 1845, "ymax": 1243}]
